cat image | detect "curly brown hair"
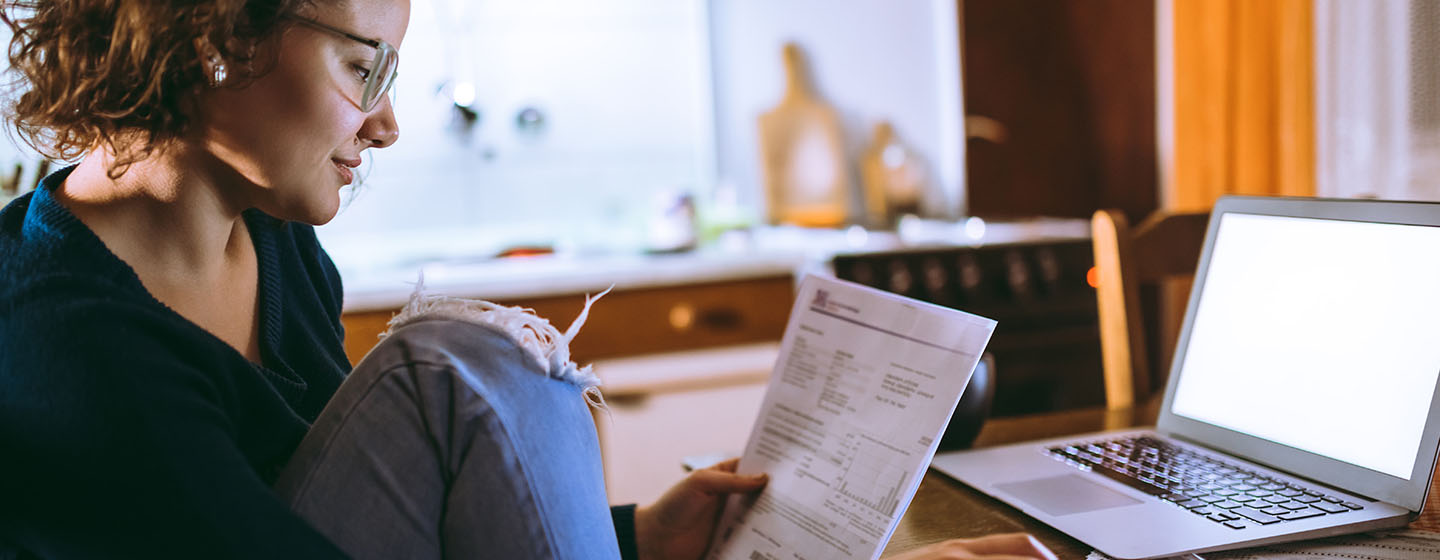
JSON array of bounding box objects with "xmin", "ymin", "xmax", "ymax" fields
[{"xmin": 1, "ymin": 0, "xmax": 317, "ymax": 176}]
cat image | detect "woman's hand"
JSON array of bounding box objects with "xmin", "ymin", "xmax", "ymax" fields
[
  {"xmin": 634, "ymin": 458, "xmax": 767, "ymax": 560},
  {"xmin": 885, "ymin": 534, "xmax": 1058, "ymax": 560}
]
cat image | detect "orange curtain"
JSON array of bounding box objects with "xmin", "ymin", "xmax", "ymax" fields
[{"xmin": 1172, "ymin": 0, "xmax": 1315, "ymax": 211}]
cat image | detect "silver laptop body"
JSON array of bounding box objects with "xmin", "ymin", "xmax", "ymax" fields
[{"xmin": 931, "ymin": 196, "xmax": 1440, "ymax": 559}]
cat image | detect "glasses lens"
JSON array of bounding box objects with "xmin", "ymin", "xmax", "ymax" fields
[{"xmin": 361, "ymin": 43, "xmax": 399, "ymax": 112}]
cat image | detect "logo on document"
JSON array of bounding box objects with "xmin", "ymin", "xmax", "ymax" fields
[{"xmin": 812, "ymin": 289, "xmax": 830, "ymax": 310}]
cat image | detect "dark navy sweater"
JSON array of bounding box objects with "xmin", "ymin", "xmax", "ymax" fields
[{"xmin": 0, "ymin": 167, "xmax": 637, "ymax": 559}]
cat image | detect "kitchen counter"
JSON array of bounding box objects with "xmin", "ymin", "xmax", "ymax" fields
[{"xmin": 325, "ymin": 218, "xmax": 1092, "ymax": 313}]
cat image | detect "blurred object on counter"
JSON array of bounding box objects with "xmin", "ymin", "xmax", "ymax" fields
[
  {"xmin": 0, "ymin": 164, "xmax": 17, "ymax": 198},
  {"xmin": 495, "ymin": 245, "xmax": 554, "ymax": 259},
  {"xmin": 645, "ymin": 189, "xmax": 698, "ymax": 253},
  {"xmin": 697, "ymin": 181, "xmax": 758, "ymax": 245},
  {"xmin": 860, "ymin": 121, "xmax": 928, "ymax": 227},
  {"xmin": 0, "ymin": 158, "xmax": 50, "ymax": 208},
  {"xmin": 757, "ymin": 43, "xmax": 850, "ymax": 228}
]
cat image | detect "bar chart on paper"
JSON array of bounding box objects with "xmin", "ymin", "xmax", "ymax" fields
[{"xmin": 834, "ymin": 436, "xmax": 909, "ymax": 518}]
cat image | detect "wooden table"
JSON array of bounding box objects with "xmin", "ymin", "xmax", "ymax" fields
[{"xmin": 880, "ymin": 405, "xmax": 1440, "ymax": 558}]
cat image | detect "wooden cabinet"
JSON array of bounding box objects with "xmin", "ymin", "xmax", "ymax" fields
[
  {"xmin": 963, "ymin": 0, "xmax": 1157, "ymax": 223},
  {"xmin": 339, "ymin": 274, "xmax": 796, "ymax": 504},
  {"xmin": 340, "ymin": 275, "xmax": 795, "ymax": 365}
]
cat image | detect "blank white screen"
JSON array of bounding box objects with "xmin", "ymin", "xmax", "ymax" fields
[{"xmin": 1171, "ymin": 213, "xmax": 1440, "ymax": 480}]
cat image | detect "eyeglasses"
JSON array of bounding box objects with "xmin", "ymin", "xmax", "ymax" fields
[{"xmin": 292, "ymin": 17, "xmax": 399, "ymax": 112}]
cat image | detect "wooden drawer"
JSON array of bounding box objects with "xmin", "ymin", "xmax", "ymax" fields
[{"xmin": 341, "ymin": 275, "xmax": 795, "ymax": 365}]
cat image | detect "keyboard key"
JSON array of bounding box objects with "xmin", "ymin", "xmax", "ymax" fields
[
  {"xmin": 1191, "ymin": 506, "xmax": 1215, "ymax": 515},
  {"xmin": 1224, "ymin": 520, "xmax": 1249, "ymax": 529},
  {"xmin": 1313, "ymin": 502, "xmax": 1349, "ymax": 514},
  {"xmin": 1247, "ymin": 490, "xmax": 1274, "ymax": 497},
  {"xmin": 1207, "ymin": 513, "xmax": 1232, "ymax": 523},
  {"xmin": 1088, "ymin": 466, "xmax": 1168, "ymax": 495},
  {"xmin": 1233, "ymin": 507, "xmax": 1282, "ymax": 525},
  {"xmin": 1264, "ymin": 495, "xmax": 1291, "ymax": 504},
  {"xmin": 1215, "ymin": 489, "xmax": 1239, "ymax": 497},
  {"xmin": 1213, "ymin": 500, "xmax": 1242, "ymax": 509},
  {"xmin": 1230, "ymin": 484, "xmax": 1257, "ymax": 492},
  {"xmin": 1178, "ymin": 499, "xmax": 1208, "ymax": 509},
  {"xmin": 1280, "ymin": 501, "xmax": 1309, "ymax": 510},
  {"xmin": 1278, "ymin": 508, "xmax": 1327, "ymax": 521},
  {"xmin": 1343, "ymin": 502, "xmax": 1364, "ymax": 510},
  {"xmin": 1322, "ymin": 496, "xmax": 1343, "ymax": 503},
  {"xmin": 1295, "ymin": 495, "xmax": 1321, "ymax": 504},
  {"xmin": 1201, "ymin": 495, "xmax": 1227, "ymax": 503},
  {"xmin": 1260, "ymin": 506, "xmax": 1289, "ymax": 516},
  {"xmin": 1278, "ymin": 489, "xmax": 1303, "ymax": 497},
  {"xmin": 1231, "ymin": 495, "xmax": 1257, "ymax": 503},
  {"xmin": 1261, "ymin": 483, "xmax": 1285, "ymax": 491}
]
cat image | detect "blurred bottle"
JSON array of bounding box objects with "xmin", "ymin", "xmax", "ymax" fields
[{"xmin": 860, "ymin": 121, "xmax": 927, "ymax": 228}]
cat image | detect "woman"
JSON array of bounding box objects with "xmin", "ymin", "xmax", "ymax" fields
[{"xmin": 0, "ymin": 0, "xmax": 1055, "ymax": 558}]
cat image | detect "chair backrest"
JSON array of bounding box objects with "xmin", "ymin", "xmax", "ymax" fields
[{"xmin": 1090, "ymin": 209, "xmax": 1209, "ymax": 411}]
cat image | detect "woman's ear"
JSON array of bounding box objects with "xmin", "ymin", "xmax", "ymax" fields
[{"xmin": 194, "ymin": 37, "xmax": 227, "ymax": 87}]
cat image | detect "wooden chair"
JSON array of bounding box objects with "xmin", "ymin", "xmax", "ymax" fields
[{"xmin": 1090, "ymin": 208, "xmax": 1210, "ymax": 412}]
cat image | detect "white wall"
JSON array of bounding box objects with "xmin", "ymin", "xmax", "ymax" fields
[{"xmin": 319, "ymin": 0, "xmax": 715, "ymax": 258}]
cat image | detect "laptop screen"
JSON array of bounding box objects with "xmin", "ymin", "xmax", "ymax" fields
[{"xmin": 1170, "ymin": 212, "xmax": 1440, "ymax": 480}]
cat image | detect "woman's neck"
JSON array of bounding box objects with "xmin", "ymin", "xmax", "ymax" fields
[
  {"xmin": 58, "ymin": 146, "xmax": 254, "ymax": 285},
  {"xmin": 58, "ymin": 146, "xmax": 265, "ymax": 363}
]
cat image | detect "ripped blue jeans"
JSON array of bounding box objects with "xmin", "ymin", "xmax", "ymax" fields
[{"xmin": 272, "ymin": 318, "xmax": 620, "ymax": 559}]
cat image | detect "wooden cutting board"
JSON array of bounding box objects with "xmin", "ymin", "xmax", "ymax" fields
[{"xmin": 757, "ymin": 43, "xmax": 851, "ymax": 227}]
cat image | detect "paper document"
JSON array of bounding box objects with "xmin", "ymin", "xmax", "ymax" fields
[{"xmin": 708, "ymin": 274, "xmax": 997, "ymax": 560}]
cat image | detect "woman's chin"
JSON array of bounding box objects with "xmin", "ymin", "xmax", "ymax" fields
[
  {"xmin": 307, "ymin": 199, "xmax": 342, "ymax": 226},
  {"xmin": 268, "ymin": 195, "xmax": 341, "ymax": 226}
]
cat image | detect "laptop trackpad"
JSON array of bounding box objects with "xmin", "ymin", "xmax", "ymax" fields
[{"xmin": 996, "ymin": 474, "xmax": 1142, "ymax": 516}]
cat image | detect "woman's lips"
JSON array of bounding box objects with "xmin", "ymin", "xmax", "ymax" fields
[{"xmin": 332, "ymin": 158, "xmax": 360, "ymax": 185}]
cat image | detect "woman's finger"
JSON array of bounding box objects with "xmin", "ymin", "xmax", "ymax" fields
[
  {"xmin": 705, "ymin": 457, "xmax": 741, "ymax": 473},
  {"xmin": 686, "ymin": 467, "xmax": 768, "ymax": 495},
  {"xmin": 951, "ymin": 534, "xmax": 1056, "ymax": 560}
]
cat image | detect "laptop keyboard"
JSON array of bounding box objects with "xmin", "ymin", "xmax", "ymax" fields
[{"xmin": 1047, "ymin": 436, "xmax": 1364, "ymax": 530}]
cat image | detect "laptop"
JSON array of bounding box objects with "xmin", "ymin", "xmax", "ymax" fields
[{"xmin": 930, "ymin": 195, "xmax": 1440, "ymax": 559}]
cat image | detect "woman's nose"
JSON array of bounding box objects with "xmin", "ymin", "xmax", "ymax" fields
[{"xmin": 360, "ymin": 97, "xmax": 400, "ymax": 149}]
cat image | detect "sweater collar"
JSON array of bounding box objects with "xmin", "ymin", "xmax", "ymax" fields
[{"xmin": 21, "ymin": 165, "xmax": 310, "ymax": 406}]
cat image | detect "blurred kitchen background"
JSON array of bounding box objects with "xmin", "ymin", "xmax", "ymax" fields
[{"xmin": 3, "ymin": 0, "xmax": 1438, "ymax": 505}]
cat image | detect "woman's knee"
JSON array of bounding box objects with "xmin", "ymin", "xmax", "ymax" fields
[
  {"xmin": 367, "ymin": 320, "xmax": 540, "ymax": 374},
  {"xmin": 356, "ymin": 319, "xmax": 594, "ymax": 423}
]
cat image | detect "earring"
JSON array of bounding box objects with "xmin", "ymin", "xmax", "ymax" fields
[
  {"xmin": 209, "ymin": 61, "xmax": 228, "ymax": 87},
  {"xmin": 195, "ymin": 37, "xmax": 227, "ymax": 88}
]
